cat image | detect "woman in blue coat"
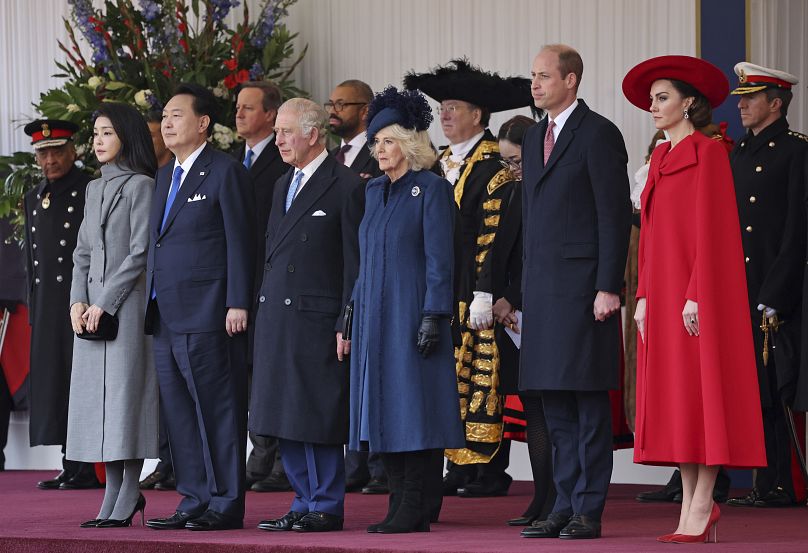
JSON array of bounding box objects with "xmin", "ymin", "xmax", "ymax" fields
[{"xmin": 348, "ymin": 87, "xmax": 464, "ymax": 533}]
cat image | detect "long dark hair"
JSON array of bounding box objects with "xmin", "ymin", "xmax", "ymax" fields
[
  {"xmin": 497, "ymin": 115, "xmax": 535, "ymax": 146},
  {"xmin": 95, "ymin": 103, "xmax": 158, "ymax": 176}
]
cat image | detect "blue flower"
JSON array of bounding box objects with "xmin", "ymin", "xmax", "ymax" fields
[
  {"xmin": 249, "ymin": 61, "xmax": 263, "ymax": 80},
  {"xmin": 208, "ymin": 0, "xmax": 241, "ymax": 25},
  {"xmin": 138, "ymin": 0, "xmax": 161, "ymax": 21},
  {"xmin": 68, "ymin": 0, "xmax": 110, "ymax": 66}
]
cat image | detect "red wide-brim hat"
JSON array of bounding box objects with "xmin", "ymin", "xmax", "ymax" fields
[{"xmin": 622, "ymin": 55, "xmax": 729, "ymax": 111}]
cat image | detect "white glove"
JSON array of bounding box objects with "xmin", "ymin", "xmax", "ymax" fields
[
  {"xmin": 757, "ymin": 304, "xmax": 777, "ymax": 318},
  {"xmin": 468, "ymin": 291, "xmax": 494, "ymax": 330}
]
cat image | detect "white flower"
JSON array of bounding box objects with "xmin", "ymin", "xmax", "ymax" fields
[
  {"xmin": 66, "ymin": 103, "xmax": 81, "ymax": 113},
  {"xmin": 212, "ymin": 83, "xmax": 228, "ymax": 98},
  {"xmin": 87, "ymin": 76, "xmax": 105, "ymax": 90},
  {"xmin": 134, "ymin": 89, "xmax": 153, "ymax": 108},
  {"xmin": 212, "ymin": 123, "xmax": 236, "ymax": 149}
]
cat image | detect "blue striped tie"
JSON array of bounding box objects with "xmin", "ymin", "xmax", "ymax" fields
[
  {"xmin": 244, "ymin": 148, "xmax": 254, "ymax": 169},
  {"xmin": 285, "ymin": 170, "xmax": 303, "ymax": 213}
]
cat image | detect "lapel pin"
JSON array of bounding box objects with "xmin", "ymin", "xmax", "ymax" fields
[
  {"xmin": 411, "ymin": 186, "xmax": 421, "ymax": 197},
  {"xmin": 199, "ymin": 171, "xmax": 206, "ymax": 176}
]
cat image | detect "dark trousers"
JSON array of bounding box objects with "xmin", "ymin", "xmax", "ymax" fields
[
  {"xmin": 279, "ymin": 439, "xmax": 345, "ymax": 516},
  {"xmin": 153, "ymin": 308, "xmax": 246, "ymax": 519},
  {"xmin": 246, "ymin": 368, "xmax": 282, "ymax": 480},
  {"xmin": 542, "ymin": 390, "xmax": 612, "ymax": 520},
  {"xmin": 154, "ymin": 415, "xmax": 173, "ymax": 474},
  {"xmin": 757, "ymin": 365, "xmax": 795, "ymax": 497},
  {"xmin": 345, "ymin": 450, "xmax": 386, "ymax": 482}
]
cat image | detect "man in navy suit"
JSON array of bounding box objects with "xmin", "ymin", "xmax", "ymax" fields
[
  {"xmin": 250, "ymin": 98, "xmax": 362, "ymax": 533},
  {"xmin": 519, "ymin": 45, "xmax": 631, "ymax": 540},
  {"xmin": 144, "ymin": 83, "xmax": 254, "ymax": 531}
]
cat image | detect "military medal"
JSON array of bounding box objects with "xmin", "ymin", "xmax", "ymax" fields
[
  {"xmin": 41, "ymin": 192, "xmax": 51, "ymax": 209},
  {"xmin": 411, "ymin": 186, "xmax": 421, "ymax": 197}
]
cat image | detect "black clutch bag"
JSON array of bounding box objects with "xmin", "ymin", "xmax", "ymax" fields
[
  {"xmin": 76, "ymin": 311, "xmax": 119, "ymax": 341},
  {"xmin": 341, "ymin": 302, "xmax": 353, "ymax": 341}
]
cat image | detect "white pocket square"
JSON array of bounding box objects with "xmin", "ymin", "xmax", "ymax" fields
[
  {"xmin": 311, "ymin": 210, "xmax": 327, "ymax": 217},
  {"xmin": 187, "ymin": 194, "xmax": 207, "ymax": 202}
]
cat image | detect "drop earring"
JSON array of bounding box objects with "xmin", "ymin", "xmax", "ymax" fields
[{"xmin": 683, "ymin": 109, "xmax": 689, "ymax": 120}]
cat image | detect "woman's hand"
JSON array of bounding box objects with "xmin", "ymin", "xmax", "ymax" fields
[
  {"xmin": 683, "ymin": 300, "xmax": 699, "ymax": 336},
  {"xmin": 81, "ymin": 304, "xmax": 106, "ymax": 333},
  {"xmin": 70, "ymin": 302, "xmax": 89, "ymax": 334},
  {"xmin": 634, "ymin": 298, "xmax": 646, "ymax": 343},
  {"xmin": 336, "ymin": 332, "xmax": 351, "ymax": 361}
]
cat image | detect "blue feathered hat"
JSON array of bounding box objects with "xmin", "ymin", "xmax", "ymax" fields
[{"xmin": 365, "ymin": 86, "xmax": 433, "ymax": 143}]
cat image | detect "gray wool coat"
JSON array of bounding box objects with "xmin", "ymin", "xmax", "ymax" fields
[{"xmin": 66, "ymin": 163, "xmax": 158, "ymax": 462}]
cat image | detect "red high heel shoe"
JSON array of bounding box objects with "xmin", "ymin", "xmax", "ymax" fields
[
  {"xmin": 670, "ymin": 503, "xmax": 720, "ymax": 544},
  {"xmin": 656, "ymin": 533, "xmax": 676, "ymax": 543}
]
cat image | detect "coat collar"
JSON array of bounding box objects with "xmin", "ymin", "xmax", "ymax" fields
[
  {"xmin": 537, "ymin": 100, "xmax": 589, "ymax": 180},
  {"xmin": 99, "ymin": 163, "xmax": 138, "ymax": 227},
  {"xmin": 267, "ymin": 155, "xmax": 339, "ymax": 257},
  {"xmin": 737, "ymin": 116, "xmax": 789, "ymax": 156},
  {"xmin": 37, "ymin": 165, "xmax": 86, "ymax": 198}
]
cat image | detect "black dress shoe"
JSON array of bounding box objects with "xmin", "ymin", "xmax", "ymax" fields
[
  {"xmin": 559, "ymin": 514, "xmax": 601, "ymax": 539},
  {"xmin": 96, "ymin": 494, "xmax": 147, "ymax": 528},
  {"xmin": 361, "ymin": 478, "xmax": 389, "ymax": 494},
  {"xmin": 59, "ymin": 473, "xmax": 102, "ymax": 490},
  {"xmin": 185, "ymin": 510, "xmax": 243, "ymax": 531},
  {"xmin": 507, "ymin": 514, "xmax": 537, "ymax": 526},
  {"xmin": 345, "ymin": 477, "xmax": 369, "ymax": 493},
  {"xmin": 458, "ymin": 473, "xmax": 513, "ymax": 498},
  {"xmin": 146, "ymin": 511, "xmax": 199, "ymax": 530},
  {"xmin": 755, "ymin": 488, "xmax": 799, "ymax": 507},
  {"xmin": 251, "ymin": 471, "xmax": 292, "ymax": 492},
  {"xmin": 521, "ymin": 512, "xmax": 570, "ymax": 538},
  {"xmin": 636, "ymin": 471, "xmax": 682, "ymax": 502},
  {"xmin": 37, "ymin": 470, "xmax": 71, "ymax": 490},
  {"xmin": 139, "ymin": 470, "xmax": 166, "ymax": 490},
  {"xmin": 441, "ymin": 471, "xmax": 469, "ymax": 497},
  {"xmin": 154, "ymin": 473, "xmax": 176, "ymax": 491},
  {"xmin": 258, "ymin": 511, "xmax": 306, "ymax": 531},
  {"xmin": 291, "ymin": 511, "xmax": 344, "ymax": 532},
  {"xmin": 727, "ymin": 489, "xmax": 761, "ymax": 507}
]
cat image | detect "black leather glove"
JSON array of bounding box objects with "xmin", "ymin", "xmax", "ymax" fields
[{"xmin": 416, "ymin": 315, "xmax": 440, "ymax": 358}]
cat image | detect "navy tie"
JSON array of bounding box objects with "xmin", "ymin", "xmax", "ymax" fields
[
  {"xmin": 244, "ymin": 148, "xmax": 254, "ymax": 169},
  {"xmin": 285, "ymin": 170, "xmax": 303, "ymax": 213},
  {"xmin": 160, "ymin": 165, "xmax": 184, "ymax": 232}
]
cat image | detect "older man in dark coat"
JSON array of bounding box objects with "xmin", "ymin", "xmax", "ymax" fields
[
  {"xmin": 519, "ymin": 45, "xmax": 630, "ymax": 540},
  {"xmin": 22, "ymin": 120, "xmax": 98, "ymax": 490},
  {"xmin": 250, "ymin": 98, "xmax": 362, "ymax": 533}
]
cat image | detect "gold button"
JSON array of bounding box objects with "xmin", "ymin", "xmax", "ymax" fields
[
  {"xmin": 755, "ymin": 166, "xmax": 763, "ymax": 172},
  {"xmin": 745, "ymin": 257, "xmax": 750, "ymax": 263},
  {"xmin": 749, "ymin": 196, "xmax": 756, "ymax": 203},
  {"xmin": 769, "ymin": 141, "xmax": 775, "ymax": 147},
  {"xmin": 746, "ymin": 226, "xmax": 753, "ymax": 232}
]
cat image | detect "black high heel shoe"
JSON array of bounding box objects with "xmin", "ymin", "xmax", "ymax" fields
[
  {"xmin": 96, "ymin": 494, "xmax": 146, "ymax": 528},
  {"xmin": 80, "ymin": 518, "xmax": 105, "ymax": 528}
]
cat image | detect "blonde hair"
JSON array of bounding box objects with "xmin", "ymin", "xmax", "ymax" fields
[{"xmin": 370, "ymin": 124, "xmax": 437, "ymax": 171}]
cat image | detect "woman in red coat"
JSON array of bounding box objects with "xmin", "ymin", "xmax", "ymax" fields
[{"xmin": 623, "ymin": 56, "xmax": 766, "ymax": 543}]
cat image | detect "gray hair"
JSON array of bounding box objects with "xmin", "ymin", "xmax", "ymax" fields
[
  {"xmin": 279, "ymin": 98, "xmax": 328, "ymax": 145},
  {"xmin": 370, "ymin": 124, "xmax": 437, "ymax": 171}
]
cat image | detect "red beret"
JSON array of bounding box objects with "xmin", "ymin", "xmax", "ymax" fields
[{"xmin": 622, "ymin": 55, "xmax": 729, "ymax": 111}]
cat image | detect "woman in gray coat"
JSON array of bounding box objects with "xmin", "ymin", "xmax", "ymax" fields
[{"xmin": 67, "ymin": 103, "xmax": 158, "ymax": 528}]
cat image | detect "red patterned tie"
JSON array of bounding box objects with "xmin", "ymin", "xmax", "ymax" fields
[{"xmin": 543, "ymin": 120, "xmax": 556, "ymax": 165}]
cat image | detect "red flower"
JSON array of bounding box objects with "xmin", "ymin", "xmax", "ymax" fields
[
  {"xmin": 178, "ymin": 22, "xmax": 187, "ymax": 34},
  {"xmin": 224, "ymin": 74, "xmax": 238, "ymax": 89},
  {"xmin": 223, "ymin": 58, "xmax": 238, "ymax": 71},
  {"xmin": 236, "ymin": 69, "xmax": 250, "ymax": 84},
  {"xmin": 179, "ymin": 39, "xmax": 189, "ymax": 53}
]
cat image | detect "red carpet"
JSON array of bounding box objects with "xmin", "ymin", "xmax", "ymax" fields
[{"xmin": 0, "ymin": 471, "xmax": 804, "ymax": 552}]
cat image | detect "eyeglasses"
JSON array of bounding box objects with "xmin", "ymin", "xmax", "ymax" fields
[
  {"xmin": 436, "ymin": 104, "xmax": 469, "ymax": 114},
  {"xmin": 323, "ymin": 101, "xmax": 366, "ymax": 113},
  {"xmin": 499, "ymin": 158, "xmax": 522, "ymax": 171}
]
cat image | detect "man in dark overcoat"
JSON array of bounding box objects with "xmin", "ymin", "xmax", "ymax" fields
[
  {"xmin": 726, "ymin": 62, "xmax": 808, "ymax": 508},
  {"xmin": 22, "ymin": 120, "xmax": 98, "ymax": 490},
  {"xmin": 234, "ymin": 80, "xmax": 292, "ymax": 493},
  {"xmin": 250, "ymin": 98, "xmax": 362, "ymax": 533},
  {"xmin": 519, "ymin": 45, "xmax": 631, "ymax": 540},
  {"xmin": 326, "ymin": 78, "xmax": 385, "ymax": 495}
]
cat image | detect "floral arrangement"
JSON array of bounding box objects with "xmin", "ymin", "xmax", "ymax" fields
[{"xmin": 1, "ymin": 0, "xmax": 306, "ymax": 240}]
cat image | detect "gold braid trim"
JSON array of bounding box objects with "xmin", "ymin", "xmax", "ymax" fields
[
  {"xmin": 442, "ymin": 140, "xmax": 500, "ymax": 208},
  {"xmin": 483, "ymin": 198, "xmax": 502, "ymax": 211},
  {"xmin": 487, "ymin": 167, "xmax": 513, "ymax": 195},
  {"xmin": 445, "ymin": 422, "xmax": 504, "ymax": 465}
]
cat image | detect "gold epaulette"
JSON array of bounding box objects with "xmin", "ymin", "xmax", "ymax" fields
[
  {"xmin": 487, "ymin": 167, "xmax": 513, "ymax": 195},
  {"xmin": 787, "ymin": 130, "xmax": 808, "ymax": 142}
]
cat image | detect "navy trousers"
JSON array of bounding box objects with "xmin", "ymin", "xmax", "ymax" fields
[
  {"xmin": 279, "ymin": 439, "xmax": 345, "ymax": 516},
  {"xmin": 153, "ymin": 309, "xmax": 246, "ymax": 519},
  {"xmin": 542, "ymin": 390, "xmax": 612, "ymax": 520}
]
